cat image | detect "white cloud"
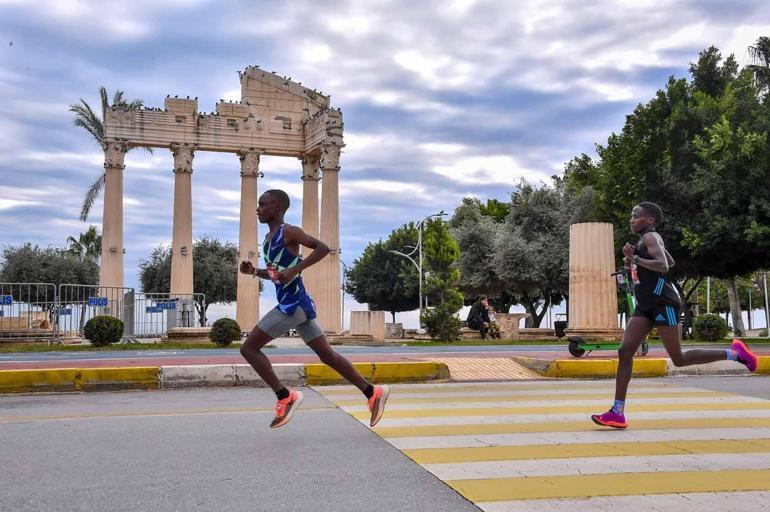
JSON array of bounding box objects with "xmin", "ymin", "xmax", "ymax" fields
[{"xmin": 432, "ymin": 154, "xmax": 549, "ymax": 185}]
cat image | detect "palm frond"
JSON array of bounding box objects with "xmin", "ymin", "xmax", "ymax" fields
[
  {"xmin": 71, "ymin": 99, "xmax": 104, "ymax": 145},
  {"xmin": 80, "ymin": 173, "xmax": 106, "ymax": 221},
  {"xmin": 99, "ymin": 86, "xmax": 109, "ymax": 123},
  {"xmin": 113, "ymin": 89, "xmax": 125, "ymax": 107}
]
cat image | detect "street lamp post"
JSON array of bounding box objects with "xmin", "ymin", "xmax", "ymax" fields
[{"xmin": 390, "ymin": 210, "xmax": 447, "ymax": 327}]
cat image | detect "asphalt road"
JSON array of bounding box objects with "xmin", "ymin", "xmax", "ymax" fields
[
  {"xmin": 0, "ymin": 386, "xmax": 479, "ymax": 512},
  {"xmin": 2, "ymin": 376, "xmax": 769, "ymax": 511}
]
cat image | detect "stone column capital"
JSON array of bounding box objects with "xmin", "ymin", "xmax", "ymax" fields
[
  {"xmin": 320, "ymin": 144, "xmax": 341, "ymax": 172},
  {"xmin": 170, "ymin": 143, "xmax": 195, "ymax": 174},
  {"xmin": 301, "ymin": 153, "xmax": 321, "ymax": 181},
  {"xmin": 238, "ymin": 150, "xmax": 261, "ymax": 177},
  {"xmin": 104, "ymin": 142, "xmax": 128, "ymax": 170}
]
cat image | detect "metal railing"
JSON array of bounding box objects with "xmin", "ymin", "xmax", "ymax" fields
[
  {"xmin": 0, "ymin": 283, "xmax": 206, "ymax": 344},
  {"xmin": 130, "ymin": 292, "xmax": 205, "ymax": 339},
  {"xmin": 0, "ymin": 283, "xmax": 57, "ymax": 343}
]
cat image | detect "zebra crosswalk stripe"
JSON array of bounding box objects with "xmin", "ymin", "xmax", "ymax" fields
[{"xmin": 317, "ymin": 380, "xmax": 770, "ymax": 508}]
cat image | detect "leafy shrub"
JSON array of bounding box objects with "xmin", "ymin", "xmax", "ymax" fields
[
  {"xmin": 693, "ymin": 313, "xmax": 729, "ymax": 342},
  {"xmin": 209, "ymin": 318, "xmax": 242, "ymax": 346},
  {"xmin": 84, "ymin": 315, "xmax": 124, "ymax": 346},
  {"xmin": 421, "ymin": 305, "xmax": 462, "ymax": 342}
]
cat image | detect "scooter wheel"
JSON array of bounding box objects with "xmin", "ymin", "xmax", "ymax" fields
[
  {"xmin": 569, "ymin": 341, "xmax": 586, "ymax": 357},
  {"xmin": 640, "ymin": 341, "xmax": 649, "ymax": 356}
]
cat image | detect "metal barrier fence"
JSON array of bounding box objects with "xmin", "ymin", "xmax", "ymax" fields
[
  {"xmin": 57, "ymin": 284, "xmax": 135, "ymax": 343},
  {"xmin": 130, "ymin": 293, "xmax": 205, "ymax": 339},
  {"xmin": 0, "ymin": 283, "xmax": 58, "ymax": 343},
  {"xmin": 0, "ymin": 283, "xmax": 206, "ymax": 344}
]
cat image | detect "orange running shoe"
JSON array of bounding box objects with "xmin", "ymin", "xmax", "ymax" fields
[
  {"xmin": 270, "ymin": 390, "xmax": 303, "ymax": 429},
  {"xmin": 367, "ymin": 385, "xmax": 390, "ymax": 427}
]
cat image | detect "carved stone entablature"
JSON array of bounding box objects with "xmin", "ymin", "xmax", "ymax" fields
[
  {"xmin": 238, "ymin": 150, "xmax": 261, "ymax": 177},
  {"xmin": 104, "ymin": 142, "xmax": 127, "ymax": 169},
  {"xmin": 171, "ymin": 143, "xmax": 195, "ymax": 174}
]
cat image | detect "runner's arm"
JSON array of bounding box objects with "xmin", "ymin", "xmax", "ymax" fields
[
  {"xmin": 282, "ymin": 225, "xmax": 330, "ymax": 273},
  {"xmin": 635, "ymin": 232, "xmax": 669, "ymax": 273},
  {"xmin": 239, "ymin": 260, "xmax": 270, "ymax": 280}
]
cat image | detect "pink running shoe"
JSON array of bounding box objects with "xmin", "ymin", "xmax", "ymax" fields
[
  {"xmin": 732, "ymin": 339, "xmax": 758, "ymax": 373},
  {"xmin": 591, "ymin": 410, "xmax": 628, "ymax": 429}
]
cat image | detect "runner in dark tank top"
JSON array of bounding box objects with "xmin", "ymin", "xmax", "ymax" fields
[{"xmin": 591, "ymin": 202, "xmax": 758, "ymax": 429}]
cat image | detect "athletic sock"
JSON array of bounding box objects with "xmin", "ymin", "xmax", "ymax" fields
[
  {"xmin": 725, "ymin": 349, "xmax": 740, "ymax": 361},
  {"xmin": 612, "ymin": 400, "xmax": 625, "ymax": 415},
  {"xmin": 276, "ymin": 387, "xmax": 290, "ymax": 401},
  {"xmin": 363, "ymin": 384, "xmax": 374, "ymax": 399}
]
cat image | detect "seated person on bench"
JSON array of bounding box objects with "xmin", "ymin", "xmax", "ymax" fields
[{"xmin": 466, "ymin": 296, "xmax": 492, "ymax": 340}]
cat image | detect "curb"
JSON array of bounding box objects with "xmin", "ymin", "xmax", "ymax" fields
[
  {"xmin": 0, "ymin": 367, "xmax": 160, "ymax": 393},
  {"xmin": 513, "ymin": 356, "xmax": 770, "ymax": 378},
  {"xmin": 0, "ymin": 361, "xmax": 450, "ymax": 394}
]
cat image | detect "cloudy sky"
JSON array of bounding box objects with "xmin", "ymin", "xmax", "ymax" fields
[{"xmin": 1, "ymin": 0, "xmax": 768, "ymax": 326}]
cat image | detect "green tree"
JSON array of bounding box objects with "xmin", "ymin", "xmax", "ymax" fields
[
  {"xmin": 69, "ymin": 87, "xmax": 150, "ymax": 221},
  {"xmin": 65, "ymin": 226, "xmax": 102, "ymax": 262},
  {"xmin": 0, "ymin": 244, "xmax": 98, "ymax": 305},
  {"xmin": 138, "ymin": 237, "xmax": 245, "ymax": 327},
  {"xmin": 564, "ymin": 41, "xmax": 770, "ymax": 335},
  {"xmin": 452, "ymin": 180, "xmax": 593, "ymax": 327},
  {"xmin": 748, "ymin": 36, "xmax": 770, "ymax": 95},
  {"xmin": 345, "ymin": 224, "xmax": 420, "ymax": 323}
]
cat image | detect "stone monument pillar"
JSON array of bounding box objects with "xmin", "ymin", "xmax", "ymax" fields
[
  {"xmin": 301, "ymin": 154, "xmax": 321, "ymax": 299},
  {"xmin": 99, "ymin": 142, "xmax": 127, "ymax": 289},
  {"xmin": 170, "ymin": 143, "xmax": 195, "ymax": 296},
  {"xmin": 236, "ymin": 150, "xmax": 260, "ymax": 332},
  {"xmin": 565, "ymin": 222, "xmax": 624, "ymax": 341},
  {"xmin": 317, "ymin": 144, "xmax": 342, "ymax": 332}
]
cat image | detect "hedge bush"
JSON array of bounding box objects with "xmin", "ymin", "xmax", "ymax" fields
[
  {"xmin": 209, "ymin": 318, "xmax": 242, "ymax": 346},
  {"xmin": 84, "ymin": 315, "xmax": 125, "ymax": 346},
  {"xmin": 692, "ymin": 313, "xmax": 729, "ymax": 342},
  {"xmin": 421, "ymin": 305, "xmax": 462, "ymax": 342}
]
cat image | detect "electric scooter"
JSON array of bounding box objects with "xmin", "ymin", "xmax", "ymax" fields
[{"xmin": 567, "ymin": 267, "xmax": 649, "ymax": 357}]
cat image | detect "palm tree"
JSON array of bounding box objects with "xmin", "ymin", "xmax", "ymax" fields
[
  {"xmin": 66, "ymin": 226, "xmax": 102, "ymax": 262},
  {"xmin": 748, "ymin": 36, "xmax": 770, "ymax": 93},
  {"xmin": 69, "ymin": 87, "xmax": 151, "ymax": 221}
]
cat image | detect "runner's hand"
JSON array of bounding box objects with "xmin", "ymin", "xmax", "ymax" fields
[
  {"xmin": 278, "ymin": 267, "xmax": 300, "ymax": 285},
  {"xmin": 239, "ymin": 261, "xmax": 255, "ymax": 275},
  {"xmin": 622, "ymin": 244, "xmax": 635, "ymax": 260}
]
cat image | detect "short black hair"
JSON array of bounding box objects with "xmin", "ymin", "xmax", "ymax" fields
[
  {"xmin": 638, "ymin": 202, "xmax": 663, "ymax": 226},
  {"xmin": 265, "ymin": 189, "xmax": 290, "ymax": 212}
]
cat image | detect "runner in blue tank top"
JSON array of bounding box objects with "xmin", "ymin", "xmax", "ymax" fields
[
  {"xmin": 592, "ymin": 202, "xmax": 758, "ymax": 429},
  {"xmin": 239, "ymin": 189, "xmax": 389, "ymax": 429}
]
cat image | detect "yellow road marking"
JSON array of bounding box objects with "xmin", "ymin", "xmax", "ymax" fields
[
  {"xmin": 374, "ymin": 416, "xmax": 770, "ymax": 438},
  {"xmin": 351, "ymin": 401, "xmax": 770, "ymax": 420},
  {"xmin": 332, "ymin": 390, "xmax": 731, "ymax": 407},
  {"xmin": 405, "ymin": 438, "xmax": 770, "ymax": 464},
  {"xmin": 0, "ymin": 406, "xmax": 332, "ymax": 423},
  {"xmin": 449, "ymin": 469, "xmax": 770, "ymax": 501},
  {"xmin": 316, "ymin": 382, "xmax": 670, "ymax": 396}
]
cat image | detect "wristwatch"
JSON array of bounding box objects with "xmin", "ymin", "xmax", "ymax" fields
[{"xmin": 632, "ymin": 255, "xmax": 639, "ymax": 264}]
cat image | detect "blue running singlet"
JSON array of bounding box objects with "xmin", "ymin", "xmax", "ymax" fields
[{"xmin": 263, "ymin": 224, "xmax": 317, "ymax": 319}]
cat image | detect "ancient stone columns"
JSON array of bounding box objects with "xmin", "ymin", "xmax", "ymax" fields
[
  {"xmin": 300, "ymin": 154, "xmax": 321, "ymax": 299},
  {"xmin": 565, "ymin": 222, "xmax": 624, "ymax": 341},
  {"xmin": 98, "ymin": 142, "xmax": 127, "ymax": 289},
  {"xmin": 317, "ymin": 144, "xmax": 342, "ymax": 332},
  {"xmin": 236, "ymin": 150, "xmax": 261, "ymax": 332},
  {"xmin": 169, "ymin": 143, "xmax": 195, "ymax": 296}
]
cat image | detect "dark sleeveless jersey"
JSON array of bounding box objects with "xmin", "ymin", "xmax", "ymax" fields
[
  {"xmin": 263, "ymin": 224, "xmax": 317, "ymax": 319},
  {"xmin": 634, "ymin": 232, "xmax": 682, "ymax": 310}
]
